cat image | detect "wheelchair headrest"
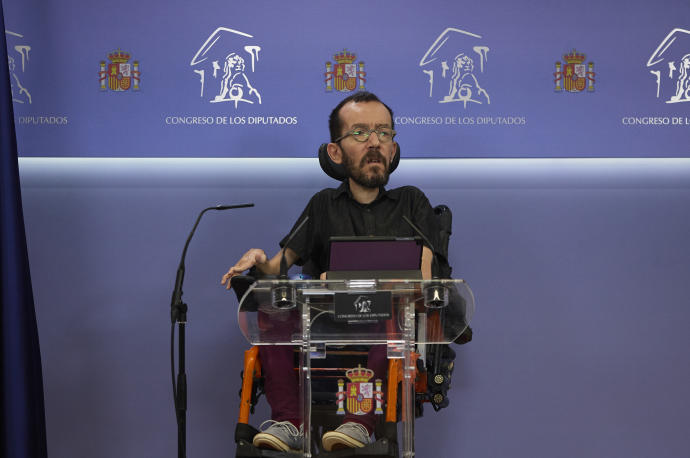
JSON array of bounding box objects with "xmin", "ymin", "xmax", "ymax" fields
[{"xmin": 318, "ymin": 143, "xmax": 401, "ymax": 181}]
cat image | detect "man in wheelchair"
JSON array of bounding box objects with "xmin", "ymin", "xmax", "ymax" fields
[{"xmin": 222, "ymin": 91, "xmax": 469, "ymax": 455}]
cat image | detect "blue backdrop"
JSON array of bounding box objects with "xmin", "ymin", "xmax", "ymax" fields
[
  {"xmin": 5, "ymin": 1, "xmax": 690, "ymax": 457},
  {"xmin": 17, "ymin": 157, "xmax": 690, "ymax": 458},
  {"xmin": 4, "ymin": 0, "xmax": 690, "ymax": 157}
]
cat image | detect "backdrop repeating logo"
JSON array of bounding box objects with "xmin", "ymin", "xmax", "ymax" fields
[
  {"xmin": 554, "ymin": 50, "xmax": 595, "ymax": 93},
  {"xmin": 5, "ymin": 30, "xmax": 32, "ymax": 104},
  {"xmin": 99, "ymin": 49, "xmax": 141, "ymax": 91},
  {"xmin": 190, "ymin": 27, "xmax": 262, "ymax": 108},
  {"xmin": 647, "ymin": 28, "xmax": 690, "ymax": 104},
  {"xmin": 324, "ymin": 49, "xmax": 366, "ymax": 92},
  {"xmin": 419, "ymin": 28, "xmax": 490, "ymax": 108}
]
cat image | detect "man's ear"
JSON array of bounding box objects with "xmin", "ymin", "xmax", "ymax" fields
[{"xmin": 327, "ymin": 142, "xmax": 343, "ymax": 164}]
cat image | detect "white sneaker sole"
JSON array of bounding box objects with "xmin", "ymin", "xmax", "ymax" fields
[
  {"xmin": 322, "ymin": 431, "xmax": 367, "ymax": 451},
  {"xmin": 252, "ymin": 432, "xmax": 299, "ymax": 452}
]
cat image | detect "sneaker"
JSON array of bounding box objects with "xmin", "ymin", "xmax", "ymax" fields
[
  {"xmin": 322, "ymin": 422, "xmax": 372, "ymax": 451},
  {"xmin": 253, "ymin": 420, "xmax": 303, "ymax": 451}
]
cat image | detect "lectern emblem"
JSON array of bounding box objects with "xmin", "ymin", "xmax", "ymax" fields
[
  {"xmin": 353, "ymin": 296, "xmax": 372, "ymax": 313},
  {"xmin": 336, "ymin": 365, "xmax": 383, "ymax": 415}
]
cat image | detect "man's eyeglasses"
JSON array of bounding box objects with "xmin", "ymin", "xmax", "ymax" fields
[{"xmin": 334, "ymin": 127, "xmax": 397, "ymax": 143}]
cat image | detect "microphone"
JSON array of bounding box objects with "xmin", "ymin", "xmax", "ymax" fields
[
  {"xmin": 402, "ymin": 215, "xmax": 440, "ymax": 278},
  {"xmin": 402, "ymin": 215, "xmax": 448, "ymax": 308},
  {"xmin": 214, "ymin": 204, "xmax": 254, "ymax": 210},
  {"xmin": 171, "ymin": 203, "xmax": 254, "ymax": 323},
  {"xmin": 273, "ymin": 216, "xmax": 309, "ymax": 309},
  {"xmin": 279, "ymin": 216, "xmax": 310, "ymax": 279}
]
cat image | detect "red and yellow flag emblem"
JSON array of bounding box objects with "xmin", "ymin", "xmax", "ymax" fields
[
  {"xmin": 99, "ymin": 49, "xmax": 141, "ymax": 92},
  {"xmin": 554, "ymin": 49, "xmax": 595, "ymax": 93},
  {"xmin": 325, "ymin": 49, "xmax": 366, "ymax": 93}
]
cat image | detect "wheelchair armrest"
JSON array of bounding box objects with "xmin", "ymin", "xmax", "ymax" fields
[{"xmin": 230, "ymin": 275, "xmax": 257, "ymax": 303}]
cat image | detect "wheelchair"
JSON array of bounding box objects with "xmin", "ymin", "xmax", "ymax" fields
[{"xmin": 229, "ymin": 144, "xmax": 472, "ymax": 457}]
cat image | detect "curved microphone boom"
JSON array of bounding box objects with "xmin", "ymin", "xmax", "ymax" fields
[
  {"xmin": 402, "ymin": 215, "xmax": 440, "ymax": 279},
  {"xmin": 170, "ymin": 202, "xmax": 253, "ymax": 458},
  {"xmin": 279, "ymin": 216, "xmax": 310, "ymax": 279},
  {"xmin": 402, "ymin": 215, "xmax": 449, "ymax": 308},
  {"xmin": 171, "ymin": 203, "xmax": 254, "ymax": 323},
  {"xmin": 273, "ymin": 216, "xmax": 309, "ymax": 309}
]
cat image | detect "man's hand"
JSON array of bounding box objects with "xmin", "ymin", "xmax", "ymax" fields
[{"xmin": 221, "ymin": 248, "xmax": 268, "ymax": 289}]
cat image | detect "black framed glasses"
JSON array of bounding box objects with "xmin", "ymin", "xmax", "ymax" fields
[{"xmin": 334, "ymin": 127, "xmax": 397, "ymax": 143}]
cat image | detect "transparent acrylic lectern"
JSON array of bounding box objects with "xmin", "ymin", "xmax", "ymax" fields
[{"xmin": 237, "ymin": 278, "xmax": 474, "ymax": 457}]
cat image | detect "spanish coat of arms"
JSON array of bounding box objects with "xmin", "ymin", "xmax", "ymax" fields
[
  {"xmin": 99, "ymin": 49, "xmax": 140, "ymax": 91},
  {"xmin": 325, "ymin": 49, "xmax": 366, "ymax": 92},
  {"xmin": 336, "ymin": 365, "xmax": 384, "ymax": 416},
  {"xmin": 554, "ymin": 50, "xmax": 594, "ymax": 93}
]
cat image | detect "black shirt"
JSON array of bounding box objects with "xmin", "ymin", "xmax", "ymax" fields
[{"xmin": 280, "ymin": 181, "xmax": 439, "ymax": 278}]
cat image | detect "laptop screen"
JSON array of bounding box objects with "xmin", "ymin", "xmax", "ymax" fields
[{"xmin": 328, "ymin": 236, "xmax": 422, "ymax": 271}]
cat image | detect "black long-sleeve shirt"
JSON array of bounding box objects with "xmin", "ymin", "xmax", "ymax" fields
[{"xmin": 280, "ymin": 180, "xmax": 439, "ymax": 278}]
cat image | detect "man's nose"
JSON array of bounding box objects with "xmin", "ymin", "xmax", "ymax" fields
[{"xmin": 366, "ymin": 131, "xmax": 381, "ymax": 146}]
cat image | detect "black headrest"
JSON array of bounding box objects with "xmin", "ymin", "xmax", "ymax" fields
[{"xmin": 318, "ymin": 143, "xmax": 400, "ymax": 181}]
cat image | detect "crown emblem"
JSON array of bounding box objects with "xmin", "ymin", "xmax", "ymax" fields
[
  {"xmin": 108, "ymin": 49, "xmax": 131, "ymax": 63},
  {"xmin": 325, "ymin": 49, "xmax": 366, "ymax": 92},
  {"xmin": 333, "ymin": 49, "xmax": 357, "ymax": 64},
  {"xmin": 99, "ymin": 49, "xmax": 140, "ymax": 92},
  {"xmin": 563, "ymin": 50, "xmax": 586, "ymax": 64},
  {"xmin": 554, "ymin": 48, "xmax": 595, "ymax": 93},
  {"xmin": 345, "ymin": 365, "xmax": 374, "ymax": 383}
]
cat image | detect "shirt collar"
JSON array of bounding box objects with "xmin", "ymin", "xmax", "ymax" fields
[{"xmin": 333, "ymin": 180, "xmax": 399, "ymax": 202}]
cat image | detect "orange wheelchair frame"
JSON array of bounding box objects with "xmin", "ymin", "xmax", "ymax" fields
[{"xmin": 233, "ymin": 339, "xmax": 459, "ymax": 458}]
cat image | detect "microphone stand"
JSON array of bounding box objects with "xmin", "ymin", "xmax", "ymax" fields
[{"xmin": 170, "ymin": 203, "xmax": 253, "ymax": 458}]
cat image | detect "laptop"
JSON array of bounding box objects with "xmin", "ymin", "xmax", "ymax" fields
[{"xmin": 326, "ymin": 236, "xmax": 423, "ymax": 280}]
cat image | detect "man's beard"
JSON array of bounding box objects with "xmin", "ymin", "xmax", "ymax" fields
[{"xmin": 342, "ymin": 149, "xmax": 390, "ymax": 188}]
